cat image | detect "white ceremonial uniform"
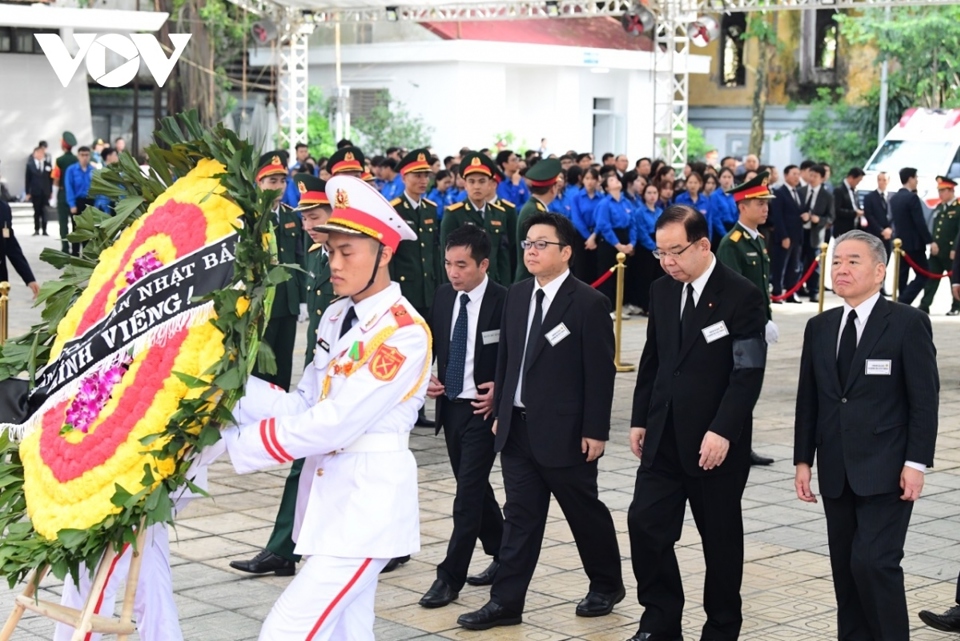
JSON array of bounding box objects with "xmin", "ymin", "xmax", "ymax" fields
[{"xmin": 223, "ymin": 281, "xmax": 429, "ymax": 641}]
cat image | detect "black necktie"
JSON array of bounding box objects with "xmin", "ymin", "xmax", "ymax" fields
[
  {"xmin": 680, "ymin": 283, "xmax": 695, "ymax": 340},
  {"xmin": 837, "ymin": 309, "xmax": 858, "ymax": 388},
  {"xmin": 522, "ymin": 290, "xmax": 545, "ymax": 402},
  {"xmin": 339, "ymin": 307, "xmax": 357, "ymax": 339},
  {"xmin": 446, "ymin": 293, "xmax": 470, "ymax": 399}
]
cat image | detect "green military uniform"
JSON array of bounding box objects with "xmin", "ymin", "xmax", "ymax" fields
[
  {"xmin": 717, "ymin": 222, "xmax": 772, "ymax": 320},
  {"xmin": 920, "ymin": 176, "xmax": 960, "ymax": 314},
  {"xmin": 327, "ymin": 146, "xmax": 366, "ymax": 177},
  {"xmin": 55, "ymin": 131, "xmax": 78, "ymax": 254},
  {"xmin": 495, "ymin": 197, "xmax": 519, "ymax": 277},
  {"xmin": 441, "ymin": 152, "xmax": 513, "ymax": 285},
  {"xmin": 515, "ymin": 197, "xmax": 548, "ymax": 282},
  {"xmin": 252, "ymin": 152, "xmax": 304, "ymax": 392},
  {"xmin": 295, "ymin": 174, "xmax": 336, "ymax": 366},
  {"xmin": 388, "ymin": 149, "xmax": 442, "ymax": 316},
  {"xmin": 514, "ymin": 158, "xmax": 562, "ymax": 282}
]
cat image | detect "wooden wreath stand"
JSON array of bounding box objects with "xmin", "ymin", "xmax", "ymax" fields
[{"xmin": 0, "ymin": 521, "xmax": 147, "ymax": 641}]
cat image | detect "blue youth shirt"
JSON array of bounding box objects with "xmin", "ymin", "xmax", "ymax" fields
[
  {"xmin": 594, "ymin": 194, "xmax": 638, "ymax": 246},
  {"xmin": 570, "ymin": 188, "xmax": 602, "ymax": 239}
]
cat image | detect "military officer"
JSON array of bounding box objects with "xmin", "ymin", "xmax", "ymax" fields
[
  {"xmin": 53, "ymin": 131, "xmax": 78, "ymax": 255},
  {"xmin": 514, "ymin": 158, "xmax": 562, "ymax": 282},
  {"xmin": 716, "ymin": 170, "xmax": 778, "ymax": 467},
  {"xmin": 488, "ymin": 172, "xmax": 519, "ymax": 278},
  {"xmin": 441, "ymin": 152, "xmax": 513, "ymax": 286},
  {"xmin": 919, "ymin": 176, "xmax": 960, "ymax": 315},
  {"xmin": 252, "ymin": 152, "xmax": 304, "ymax": 392},
  {"xmin": 327, "ymin": 146, "xmax": 366, "ymax": 178},
  {"xmin": 222, "ymin": 175, "xmax": 429, "ymax": 640}
]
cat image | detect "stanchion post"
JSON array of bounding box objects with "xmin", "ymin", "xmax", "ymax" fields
[
  {"xmin": 0, "ymin": 282, "xmax": 9, "ymax": 345},
  {"xmin": 613, "ymin": 252, "xmax": 635, "ymax": 373},
  {"xmin": 892, "ymin": 238, "xmax": 902, "ymax": 302},
  {"xmin": 817, "ymin": 243, "xmax": 828, "ymax": 314}
]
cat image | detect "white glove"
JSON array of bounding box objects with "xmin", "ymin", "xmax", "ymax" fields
[
  {"xmin": 765, "ymin": 320, "xmax": 779, "ymax": 345},
  {"xmin": 298, "ymin": 303, "xmax": 308, "ymax": 323}
]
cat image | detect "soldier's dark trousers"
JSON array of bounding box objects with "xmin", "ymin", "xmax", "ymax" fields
[{"xmin": 919, "ymin": 254, "xmax": 960, "ymax": 311}]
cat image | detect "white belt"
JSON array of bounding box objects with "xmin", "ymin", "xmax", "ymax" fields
[{"xmin": 339, "ymin": 432, "xmax": 410, "ymax": 454}]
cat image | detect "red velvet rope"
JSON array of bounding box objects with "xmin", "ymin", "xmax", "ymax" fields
[
  {"xmin": 901, "ymin": 251, "xmax": 953, "ymax": 280},
  {"xmin": 771, "ymin": 257, "xmax": 821, "ymax": 301},
  {"xmin": 590, "ymin": 267, "xmax": 616, "ymax": 289}
]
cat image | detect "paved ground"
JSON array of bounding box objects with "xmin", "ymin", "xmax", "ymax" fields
[{"xmin": 2, "ymin": 216, "xmax": 960, "ymax": 640}]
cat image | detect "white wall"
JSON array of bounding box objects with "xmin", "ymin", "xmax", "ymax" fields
[{"xmin": 0, "ymin": 54, "xmax": 93, "ymax": 196}]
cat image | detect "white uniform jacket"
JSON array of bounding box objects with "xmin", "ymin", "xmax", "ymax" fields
[{"xmin": 222, "ymin": 282, "xmax": 430, "ymax": 559}]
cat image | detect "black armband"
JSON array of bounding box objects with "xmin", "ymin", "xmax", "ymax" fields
[{"xmin": 732, "ymin": 336, "xmax": 766, "ymax": 370}]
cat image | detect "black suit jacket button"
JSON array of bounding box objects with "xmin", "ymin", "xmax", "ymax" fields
[
  {"xmin": 674, "ymin": 370, "xmax": 680, "ymax": 377},
  {"xmin": 841, "ymin": 398, "xmax": 847, "ymax": 403}
]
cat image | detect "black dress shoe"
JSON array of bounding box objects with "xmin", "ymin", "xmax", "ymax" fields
[
  {"xmin": 381, "ymin": 555, "xmax": 410, "ymax": 573},
  {"xmin": 457, "ymin": 601, "xmax": 522, "ymax": 630},
  {"xmin": 576, "ymin": 586, "xmax": 625, "ymax": 617},
  {"xmin": 919, "ymin": 605, "xmax": 960, "ymax": 632},
  {"xmin": 419, "ymin": 579, "xmax": 458, "ymax": 608},
  {"xmin": 465, "ymin": 560, "xmax": 499, "ymax": 586},
  {"xmin": 624, "ymin": 634, "xmax": 682, "ymax": 641},
  {"xmin": 750, "ymin": 450, "xmax": 774, "ymax": 466},
  {"xmin": 787, "ymin": 294, "xmax": 803, "ymax": 304},
  {"xmin": 810, "ymin": 294, "xmax": 819, "ymax": 303},
  {"xmin": 229, "ymin": 549, "xmax": 295, "ymax": 576},
  {"xmin": 771, "ymin": 299, "xmax": 783, "ymax": 305},
  {"xmin": 947, "ymin": 309, "xmax": 960, "ymax": 316}
]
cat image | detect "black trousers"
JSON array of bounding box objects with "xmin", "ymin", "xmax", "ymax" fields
[
  {"xmin": 801, "ymin": 233, "xmax": 821, "ymax": 296},
  {"xmin": 70, "ymin": 197, "xmax": 91, "ymax": 256},
  {"xmin": 491, "ymin": 410, "xmax": 622, "ymax": 613},
  {"xmin": 627, "ymin": 423, "xmax": 749, "ymax": 641},
  {"xmin": 635, "ymin": 251, "xmax": 664, "ymax": 312},
  {"xmin": 31, "ymin": 197, "xmax": 47, "ymax": 234},
  {"xmin": 898, "ymin": 249, "xmax": 929, "ymax": 305},
  {"xmin": 770, "ymin": 238, "xmax": 802, "ymax": 296},
  {"xmin": 597, "ymin": 229, "xmax": 630, "ymax": 307},
  {"xmin": 572, "ymin": 238, "xmax": 599, "ymax": 286},
  {"xmin": 437, "ymin": 399, "xmax": 503, "ymax": 591},
  {"xmin": 821, "ymin": 478, "xmax": 913, "ymax": 641},
  {"xmin": 253, "ymin": 314, "xmax": 297, "ymax": 391},
  {"xmin": 266, "ymin": 458, "xmax": 303, "ymax": 562}
]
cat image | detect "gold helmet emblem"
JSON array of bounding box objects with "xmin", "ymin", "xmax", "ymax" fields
[
  {"xmin": 344, "ymin": 151, "xmax": 355, "ymax": 162},
  {"xmin": 471, "ymin": 157, "xmax": 482, "ymax": 166},
  {"xmin": 761, "ymin": 176, "xmax": 769, "ymax": 187},
  {"xmin": 417, "ymin": 152, "xmax": 426, "ymax": 162},
  {"xmin": 334, "ymin": 188, "xmax": 350, "ymax": 209},
  {"xmin": 270, "ymin": 155, "xmax": 281, "ymax": 167},
  {"xmin": 298, "ymin": 181, "xmax": 307, "ymax": 194}
]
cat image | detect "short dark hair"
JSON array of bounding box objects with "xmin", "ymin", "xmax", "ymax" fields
[
  {"xmin": 381, "ymin": 158, "xmax": 398, "ymax": 172},
  {"xmin": 435, "ymin": 169, "xmax": 451, "ymax": 183},
  {"xmin": 799, "ymin": 159, "xmax": 816, "ymax": 171},
  {"xmin": 371, "ymin": 155, "xmax": 385, "ymax": 167},
  {"xmin": 102, "ymin": 147, "xmax": 117, "ymax": 160},
  {"xmin": 443, "ymin": 155, "xmax": 454, "ymax": 167},
  {"xmin": 576, "ymin": 152, "xmax": 592, "ymax": 164},
  {"xmin": 336, "ymin": 139, "xmax": 354, "ymax": 149},
  {"xmin": 809, "ymin": 164, "xmax": 826, "ymax": 178},
  {"xmin": 783, "ymin": 164, "xmax": 798, "ymax": 174},
  {"xmin": 689, "ymin": 161, "xmax": 707, "ymax": 177},
  {"xmin": 385, "ymin": 146, "xmax": 401, "ymax": 155},
  {"xmin": 623, "ymin": 169, "xmax": 640, "ymax": 187},
  {"xmin": 602, "ymin": 152, "xmax": 614, "ymax": 162},
  {"xmin": 522, "ymin": 212, "xmax": 578, "ymax": 257},
  {"xmin": 495, "ymin": 150, "xmax": 514, "ymax": 168},
  {"xmin": 446, "ymin": 223, "xmax": 491, "ymax": 264},
  {"xmin": 655, "ymin": 204, "xmax": 709, "ymax": 243},
  {"xmin": 720, "ymin": 156, "xmax": 734, "ymax": 166},
  {"xmin": 77, "ymin": 146, "xmax": 91, "ymax": 153},
  {"xmin": 899, "ymin": 167, "xmax": 917, "ymax": 184},
  {"xmin": 114, "ymin": 137, "xmax": 124, "ymax": 144},
  {"xmin": 39, "ymin": 140, "xmax": 48, "ymax": 148},
  {"xmin": 847, "ymin": 167, "xmax": 865, "ymax": 179},
  {"xmin": 295, "ymin": 143, "xmax": 308, "ymax": 151},
  {"xmin": 566, "ymin": 165, "xmax": 583, "ymax": 187}
]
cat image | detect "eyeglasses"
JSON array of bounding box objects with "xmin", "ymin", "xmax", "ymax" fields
[
  {"xmin": 521, "ymin": 239, "xmax": 566, "ymax": 251},
  {"xmin": 652, "ymin": 240, "xmax": 698, "ymax": 260}
]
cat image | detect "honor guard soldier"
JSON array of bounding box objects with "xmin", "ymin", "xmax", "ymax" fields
[
  {"xmin": 920, "ymin": 176, "xmax": 960, "ymax": 315},
  {"xmin": 515, "ymin": 158, "xmax": 562, "ymax": 282},
  {"xmin": 53, "ymin": 131, "xmax": 78, "ymax": 255},
  {"xmin": 716, "ymin": 170, "xmax": 777, "ymax": 467},
  {"xmin": 221, "ymin": 175, "xmax": 430, "ymax": 640},
  {"xmin": 252, "ymin": 151, "xmax": 304, "ymax": 392},
  {"xmin": 327, "ymin": 146, "xmax": 366, "ymax": 178},
  {"xmin": 441, "ymin": 152, "xmax": 513, "ymax": 286}
]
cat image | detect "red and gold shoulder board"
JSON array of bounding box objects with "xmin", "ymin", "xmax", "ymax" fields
[{"xmin": 391, "ymin": 303, "xmax": 414, "ymax": 328}]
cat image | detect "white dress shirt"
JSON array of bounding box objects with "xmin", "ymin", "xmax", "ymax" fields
[
  {"xmin": 680, "ymin": 255, "xmax": 717, "ymax": 317},
  {"xmin": 449, "ymin": 275, "xmax": 489, "ymax": 400},
  {"xmin": 515, "ymin": 269, "xmax": 571, "ymax": 407},
  {"xmin": 404, "ymin": 192, "xmax": 421, "ymax": 210},
  {"xmin": 837, "ymin": 291, "xmax": 924, "ymax": 473}
]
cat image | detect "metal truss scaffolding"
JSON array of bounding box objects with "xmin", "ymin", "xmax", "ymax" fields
[{"xmin": 277, "ymin": 23, "xmax": 314, "ymax": 153}]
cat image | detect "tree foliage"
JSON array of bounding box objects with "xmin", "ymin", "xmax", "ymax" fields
[
  {"xmin": 744, "ymin": 12, "xmax": 779, "ymax": 157},
  {"xmin": 795, "ymin": 88, "xmax": 875, "ymax": 173},
  {"xmin": 307, "ymin": 87, "xmax": 337, "ymax": 160},
  {"xmin": 352, "ymin": 91, "xmax": 434, "ymax": 154}
]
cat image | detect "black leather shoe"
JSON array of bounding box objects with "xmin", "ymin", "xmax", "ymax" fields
[
  {"xmin": 457, "ymin": 601, "xmax": 522, "ymax": 630},
  {"xmin": 787, "ymin": 294, "xmax": 803, "ymax": 304},
  {"xmin": 947, "ymin": 309, "xmax": 960, "ymax": 316},
  {"xmin": 465, "ymin": 560, "xmax": 499, "ymax": 586},
  {"xmin": 381, "ymin": 555, "xmax": 410, "ymax": 573},
  {"xmin": 810, "ymin": 294, "xmax": 819, "ymax": 303},
  {"xmin": 919, "ymin": 605, "xmax": 960, "ymax": 632},
  {"xmin": 419, "ymin": 579, "xmax": 458, "ymax": 608},
  {"xmin": 624, "ymin": 633, "xmax": 682, "ymax": 641},
  {"xmin": 229, "ymin": 549, "xmax": 295, "ymax": 576},
  {"xmin": 576, "ymin": 586, "xmax": 625, "ymax": 617},
  {"xmin": 750, "ymin": 450, "xmax": 774, "ymax": 466}
]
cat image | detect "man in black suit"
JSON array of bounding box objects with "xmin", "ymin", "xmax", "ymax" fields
[
  {"xmin": 24, "ymin": 146, "xmax": 52, "ymax": 236},
  {"xmin": 862, "ymin": 172, "xmax": 894, "ymax": 296},
  {"xmin": 0, "ymin": 201, "xmax": 40, "ymax": 299},
  {"xmin": 457, "ymin": 212, "xmax": 623, "ymax": 630},
  {"xmin": 626, "ymin": 205, "xmax": 767, "ymax": 641},
  {"xmin": 769, "ymin": 164, "xmax": 807, "ymax": 302},
  {"xmin": 833, "ymin": 167, "xmax": 865, "ymax": 238},
  {"xmin": 802, "ymin": 164, "xmax": 835, "ymax": 303},
  {"xmin": 794, "ymin": 229, "xmax": 938, "ymax": 641},
  {"xmin": 891, "ymin": 167, "xmax": 933, "ymax": 305},
  {"xmin": 420, "ymin": 225, "xmax": 506, "ymax": 609}
]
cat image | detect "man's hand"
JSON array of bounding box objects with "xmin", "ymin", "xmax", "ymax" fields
[
  {"xmin": 491, "ymin": 419, "xmax": 497, "ymax": 436},
  {"xmin": 900, "ymin": 466, "xmax": 924, "ymax": 501},
  {"xmin": 801, "ymin": 212, "xmax": 810, "ymax": 222},
  {"xmin": 855, "ymin": 209, "xmax": 864, "ymax": 217},
  {"xmin": 698, "ymin": 431, "xmax": 729, "ymax": 470},
  {"xmin": 24, "ymin": 195, "xmax": 30, "ymax": 202},
  {"xmin": 811, "ymin": 214, "xmax": 821, "ymax": 225},
  {"xmin": 951, "ymin": 250, "xmax": 956, "ymax": 261},
  {"xmin": 882, "ymin": 227, "xmax": 893, "ymax": 240},
  {"xmin": 629, "ymin": 427, "xmax": 646, "ymax": 459},
  {"xmin": 954, "ymin": 284, "xmax": 960, "ymax": 301},
  {"xmin": 426, "ymin": 374, "xmax": 445, "ymax": 400},
  {"xmin": 932, "ymin": 242, "xmax": 940, "ymax": 256},
  {"xmin": 27, "ymin": 282, "xmax": 39, "ymax": 299},
  {"xmin": 795, "ymin": 463, "xmax": 818, "ymax": 503},
  {"xmin": 69, "ymin": 206, "xmax": 77, "ymax": 215},
  {"xmin": 582, "ymin": 437, "xmax": 605, "ymax": 462},
  {"xmin": 511, "ymin": 172, "xmax": 522, "ymax": 186},
  {"xmin": 473, "ymin": 381, "xmax": 495, "ymax": 419},
  {"xmin": 781, "ymin": 237, "xmax": 791, "ymax": 249}
]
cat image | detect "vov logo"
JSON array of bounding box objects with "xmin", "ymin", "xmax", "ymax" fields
[{"xmin": 35, "ymin": 33, "xmax": 192, "ymax": 88}]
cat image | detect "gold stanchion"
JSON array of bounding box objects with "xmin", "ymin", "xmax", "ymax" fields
[
  {"xmin": 613, "ymin": 252, "xmax": 635, "ymax": 373},
  {"xmin": 0, "ymin": 282, "xmax": 9, "ymax": 345},
  {"xmin": 892, "ymin": 238, "xmax": 902, "ymax": 302},
  {"xmin": 817, "ymin": 243, "xmax": 828, "ymax": 314}
]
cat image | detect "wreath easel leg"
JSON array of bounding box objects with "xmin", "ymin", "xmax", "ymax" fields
[{"xmin": 0, "ymin": 565, "xmax": 49, "ymax": 641}]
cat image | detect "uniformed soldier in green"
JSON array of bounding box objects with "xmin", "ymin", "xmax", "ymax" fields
[
  {"xmin": 251, "ymin": 151, "xmax": 304, "ymax": 392},
  {"xmin": 441, "ymin": 152, "xmax": 513, "ymax": 285},
  {"xmin": 515, "ymin": 158, "xmax": 562, "ymax": 282},
  {"xmin": 389, "ymin": 149, "xmax": 442, "ymax": 316},
  {"xmin": 717, "ymin": 170, "xmax": 777, "ymax": 467},
  {"xmin": 920, "ymin": 175, "xmax": 960, "ymax": 315},
  {"xmin": 488, "ymin": 171, "xmax": 519, "ymax": 278},
  {"xmin": 54, "ymin": 131, "xmax": 78, "ymax": 254},
  {"xmin": 295, "ymin": 174, "xmax": 336, "ymax": 365},
  {"xmin": 327, "ymin": 146, "xmax": 366, "ymax": 178}
]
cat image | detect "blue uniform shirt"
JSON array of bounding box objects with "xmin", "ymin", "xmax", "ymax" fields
[
  {"xmin": 674, "ymin": 190, "xmax": 710, "ymax": 218},
  {"xmin": 380, "ymin": 175, "xmax": 405, "ymax": 201},
  {"xmin": 428, "ymin": 187, "xmax": 451, "ymax": 219},
  {"xmin": 570, "ymin": 188, "xmax": 602, "ymax": 239},
  {"xmin": 707, "ymin": 191, "xmax": 738, "ymax": 239},
  {"xmin": 633, "ymin": 204, "xmax": 662, "ymax": 252},
  {"xmin": 497, "ymin": 178, "xmax": 529, "ymax": 208},
  {"xmin": 548, "ymin": 186, "xmax": 572, "ymax": 217},
  {"xmin": 64, "ymin": 162, "xmax": 94, "ymax": 209},
  {"xmin": 594, "ymin": 194, "xmax": 638, "ymax": 246}
]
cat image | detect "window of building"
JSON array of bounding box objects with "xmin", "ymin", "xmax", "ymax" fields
[
  {"xmin": 815, "ymin": 10, "xmax": 838, "ymax": 70},
  {"xmin": 0, "ymin": 28, "xmax": 57, "ymax": 54},
  {"xmin": 356, "ymin": 23, "xmax": 373, "ymax": 45},
  {"xmin": 800, "ymin": 9, "xmax": 839, "ymax": 85},
  {"xmin": 350, "ymin": 89, "xmax": 387, "ymax": 119},
  {"xmin": 719, "ymin": 13, "xmax": 747, "ymax": 88}
]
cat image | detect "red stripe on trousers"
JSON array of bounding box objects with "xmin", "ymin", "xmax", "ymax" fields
[
  {"xmin": 305, "ymin": 558, "xmax": 373, "ymax": 641},
  {"xmin": 84, "ymin": 542, "xmax": 131, "ymax": 641}
]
